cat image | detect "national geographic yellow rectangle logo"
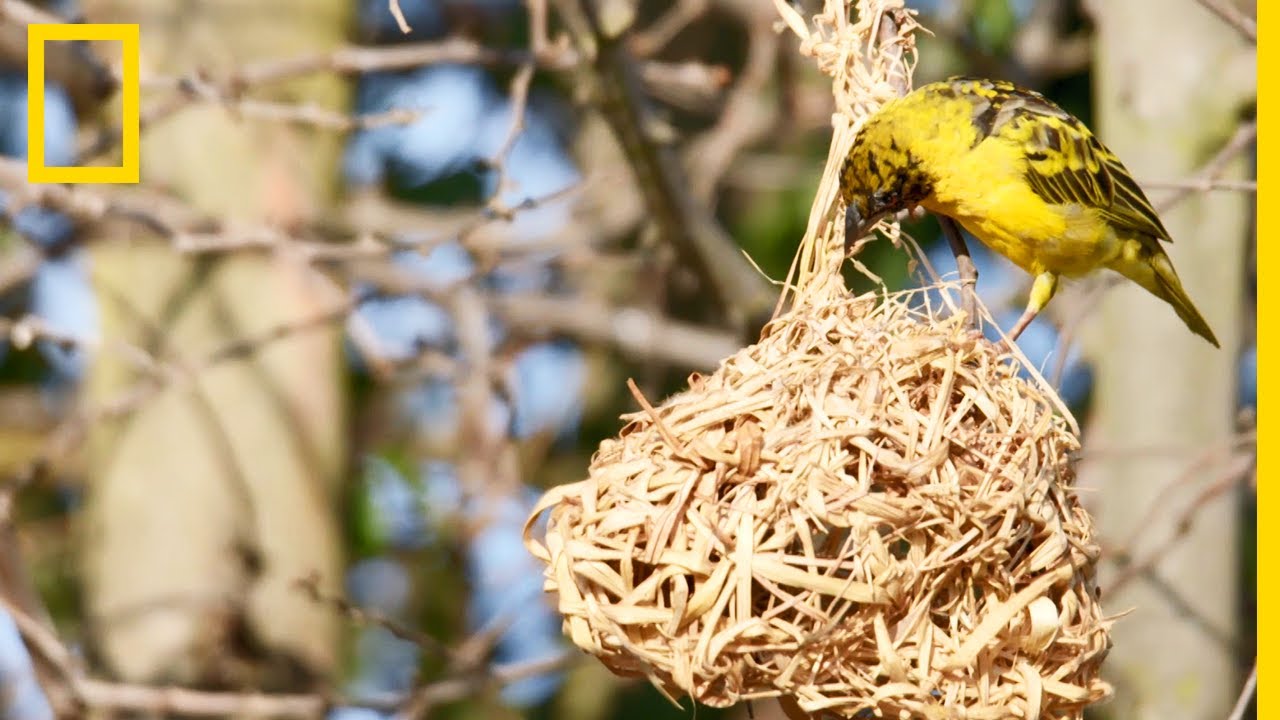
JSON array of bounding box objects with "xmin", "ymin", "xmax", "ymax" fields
[{"xmin": 27, "ymin": 24, "xmax": 139, "ymax": 184}]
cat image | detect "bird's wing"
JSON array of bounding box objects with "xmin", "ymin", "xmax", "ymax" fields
[{"xmin": 947, "ymin": 77, "xmax": 1172, "ymax": 243}]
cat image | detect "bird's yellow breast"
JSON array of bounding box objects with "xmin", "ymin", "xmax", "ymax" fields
[{"xmin": 922, "ymin": 136, "xmax": 1117, "ymax": 277}]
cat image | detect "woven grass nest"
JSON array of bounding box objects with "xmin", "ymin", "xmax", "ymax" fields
[
  {"xmin": 525, "ymin": 288, "xmax": 1111, "ymax": 718},
  {"xmin": 524, "ymin": 1, "xmax": 1112, "ymax": 717}
]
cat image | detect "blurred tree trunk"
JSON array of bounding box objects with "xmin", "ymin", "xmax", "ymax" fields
[
  {"xmin": 1079, "ymin": 0, "xmax": 1254, "ymax": 718},
  {"xmin": 77, "ymin": 0, "xmax": 350, "ymax": 689}
]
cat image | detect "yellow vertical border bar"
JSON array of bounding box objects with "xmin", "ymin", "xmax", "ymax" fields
[
  {"xmin": 1257, "ymin": 1, "xmax": 1270, "ymax": 716},
  {"xmin": 25, "ymin": 25, "xmax": 48, "ymax": 182},
  {"xmin": 26, "ymin": 23, "xmax": 140, "ymax": 184}
]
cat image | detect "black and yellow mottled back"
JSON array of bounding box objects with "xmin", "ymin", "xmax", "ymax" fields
[
  {"xmin": 838, "ymin": 75, "xmax": 1217, "ymax": 347},
  {"xmin": 936, "ymin": 76, "xmax": 1173, "ymax": 243}
]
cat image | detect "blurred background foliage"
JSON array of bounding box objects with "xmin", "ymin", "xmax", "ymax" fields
[{"xmin": 0, "ymin": 0, "xmax": 1256, "ymax": 718}]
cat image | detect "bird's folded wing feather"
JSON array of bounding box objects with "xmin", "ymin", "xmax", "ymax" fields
[
  {"xmin": 1007, "ymin": 96, "xmax": 1172, "ymax": 243},
  {"xmin": 950, "ymin": 76, "xmax": 1173, "ymax": 244}
]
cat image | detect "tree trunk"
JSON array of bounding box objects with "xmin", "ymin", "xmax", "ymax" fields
[
  {"xmin": 78, "ymin": 0, "xmax": 351, "ymax": 688},
  {"xmin": 1079, "ymin": 0, "xmax": 1254, "ymax": 718}
]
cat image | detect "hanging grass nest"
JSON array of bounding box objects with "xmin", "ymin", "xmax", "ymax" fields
[{"xmin": 524, "ymin": 1, "xmax": 1112, "ymax": 718}]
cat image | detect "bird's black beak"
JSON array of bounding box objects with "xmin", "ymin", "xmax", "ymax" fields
[{"xmin": 844, "ymin": 203, "xmax": 868, "ymax": 257}]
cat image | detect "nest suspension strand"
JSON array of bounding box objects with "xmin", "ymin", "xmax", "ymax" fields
[{"xmin": 524, "ymin": 1, "xmax": 1113, "ymax": 718}]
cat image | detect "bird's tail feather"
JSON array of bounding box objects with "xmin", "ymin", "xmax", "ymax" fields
[{"xmin": 1120, "ymin": 249, "xmax": 1220, "ymax": 348}]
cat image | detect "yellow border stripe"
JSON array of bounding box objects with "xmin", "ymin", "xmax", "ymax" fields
[
  {"xmin": 1258, "ymin": 0, "xmax": 1270, "ymax": 715},
  {"xmin": 26, "ymin": 23, "xmax": 139, "ymax": 184}
]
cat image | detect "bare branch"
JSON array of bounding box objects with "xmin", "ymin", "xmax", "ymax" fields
[
  {"xmin": 490, "ymin": 293, "xmax": 739, "ymax": 369},
  {"xmin": 294, "ymin": 574, "xmax": 445, "ymax": 655},
  {"xmin": 1105, "ymin": 438, "xmax": 1256, "ymax": 593},
  {"xmin": 552, "ymin": 0, "xmax": 776, "ymax": 333},
  {"xmin": 392, "ymin": 654, "xmax": 569, "ymax": 720},
  {"xmin": 1156, "ymin": 120, "xmax": 1257, "ymax": 213},
  {"xmin": 1194, "ymin": 0, "xmax": 1256, "ymax": 43},
  {"xmin": 629, "ymin": 0, "xmax": 709, "ymax": 56},
  {"xmin": 1141, "ymin": 178, "xmax": 1256, "ymax": 193},
  {"xmin": 0, "ymin": 244, "xmax": 42, "ymax": 296},
  {"xmin": 686, "ymin": 5, "xmax": 779, "ymax": 203},
  {"xmin": 486, "ymin": 62, "xmax": 538, "ymax": 208}
]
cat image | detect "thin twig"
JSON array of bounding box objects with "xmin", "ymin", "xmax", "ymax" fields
[
  {"xmin": 391, "ymin": 653, "xmax": 570, "ymax": 720},
  {"xmin": 686, "ymin": 5, "xmax": 779, "ymax": 203},
  {"xmin": 0, "ymin": 157, "xmax": 581, "ymax": 267},
  {"xmin": 486, "ymin": 63, "xmax": 537, "ymax": 210},
  {"xmin": 293, "ymin": 574, "xmax": 446, "ymax": 655},
  {"xmin": 1156, "ymin": 120, "xmax": 1257, "ymax": 213},
  {"xmin": 526, "ymin": 0, "xmax": 551, "ymax": 55},
  {"xmin": 1194, "ymin": 0, "xmax": 1256, "ymax": 43},
  {"xmin": 552, "ymin": 0, "xmax": 775, "ymax": 332},
  {"xmin": 1103, "ymin": 429, "xmax": 1254, "ymax": 549},
  {"xmin": 80, "ymin": 85, "xmax": 423, "ymax": 163},
  {"xmin": 1225, "ymin": 662, "xmax": 1258, "ymax": 720},
  {"xmin": 629, "ymin": 0, "xmax": 709, "ymax": 56},
  {"xmin": 2, "ymin": 534, "xmax": 569, "ymax": 719},
  {"xmin": 1107, "ymin": 453, "xmax": 1254, "ymax": 592},
  {"xmin": 0, "ymin": 244, "xmax": 42, "ymax": 296},
  {"xmin": 488, "ymin": 292, "xmax": 739, "ymax": 368},
  {"xmin": 1142, "ymin": 178, "xmax": 1256, "ymax": 193},
  {"xmin": 78, "ymin": 35, "xmax": 722, "ymax": 162},
  {"xmin": 389, "ymin": 0, "xmax": 414, "ymax": 34}
]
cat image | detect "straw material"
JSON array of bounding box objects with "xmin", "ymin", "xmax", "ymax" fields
[{"xmin": 525, "ymin": 1, "xmax": 1112, "ymax": 717}]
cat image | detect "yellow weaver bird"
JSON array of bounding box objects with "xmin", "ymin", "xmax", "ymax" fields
[{"xmin": 840, "ymin": 76, "xmax": 1219, "ymax": 348}]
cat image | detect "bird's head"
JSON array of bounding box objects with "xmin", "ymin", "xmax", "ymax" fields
[{"xmin": 839, "ymin": 112, "xmax": 935, "ymax": 256}]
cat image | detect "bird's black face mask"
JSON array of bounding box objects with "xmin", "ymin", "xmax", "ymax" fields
[{"xmin": 843, "ymin": 169, "xmax": 931, "ymax": 257}]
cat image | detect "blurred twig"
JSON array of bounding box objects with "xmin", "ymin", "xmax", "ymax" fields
[
  {"xmin": 0, "ymin": 244, "xmax": 41, "ymax": 296},
  {"xmin": 389, "ymin": 0, "xmax": 414, "ymax": 34},
  {"xmin": 1103, "ymin": 429, "xmax": 1256, "ymax": 593},
  {"xmin": 0, "ymin": 156, "xmax": 575, "ymax": 264},
  {"xmin": 77, "ymin": 35, "xmax": 725, "ymax": 163},
  {"xmin": 1194, "ymin": 0, "xmax": 1257, "ymax": 43},
  {"xmin": 3, "ymin": 594, "xmax": 331, "ymax": 719},
  {"xmin": 490, "ymin": 293, "xmax": 739, "ymax": 368},
  {"xmin": 5, "ymin": 270, "xmax": 734, "ymax": 498},
  {"xmin": 1155, "ymin": 120, "xmax": 1257, "ymax": 213},
  {"xmin": 551, "ymin": 0, "xmax": 776, "ymax": 334},
  {"xmin": 3, "ymin": 588, "xmax": 565, "ymax": 719},
  {"xmin": 0, "ymin": 0, "xmax": 117, "ymax": 113},
  {"xmin": 0, "ymin": 156, "xmax": 734, "ymax": 376},
  {"xmin": 486, "ymin": 62, "xmax": 537, "ymax": 212},
  {"xmin": 629, "ymin": 0, "xmax": 709, "ymax": 56},
  {"xmin": 686, "ymin": 3, "xmax": 779, "ymax": 203},
  {"xmin": 1010, "ymin": 0, "xmax": 1092, "ymax": 81},
  {"xmin": 1107, "ymin": 463, "xmax": 1248, "ymax": 592},
  {"xmin": 392, "ymin": 654, "xmax": 569, "ymax": 720},
  {"xmin": 294, "ymin": 573, "xmax": 444, "ymax": 655},
  {"xmin": 1142, "ymin": 178, "xmax": 1256, "ymax": 193},
  {"xmin": 1225, "ymin": 662, "xmax": 1258, "ymax": 720},
  {"xmin": 1101, "ymin": 428, "xmax": 1255, "ymax": 545}
]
